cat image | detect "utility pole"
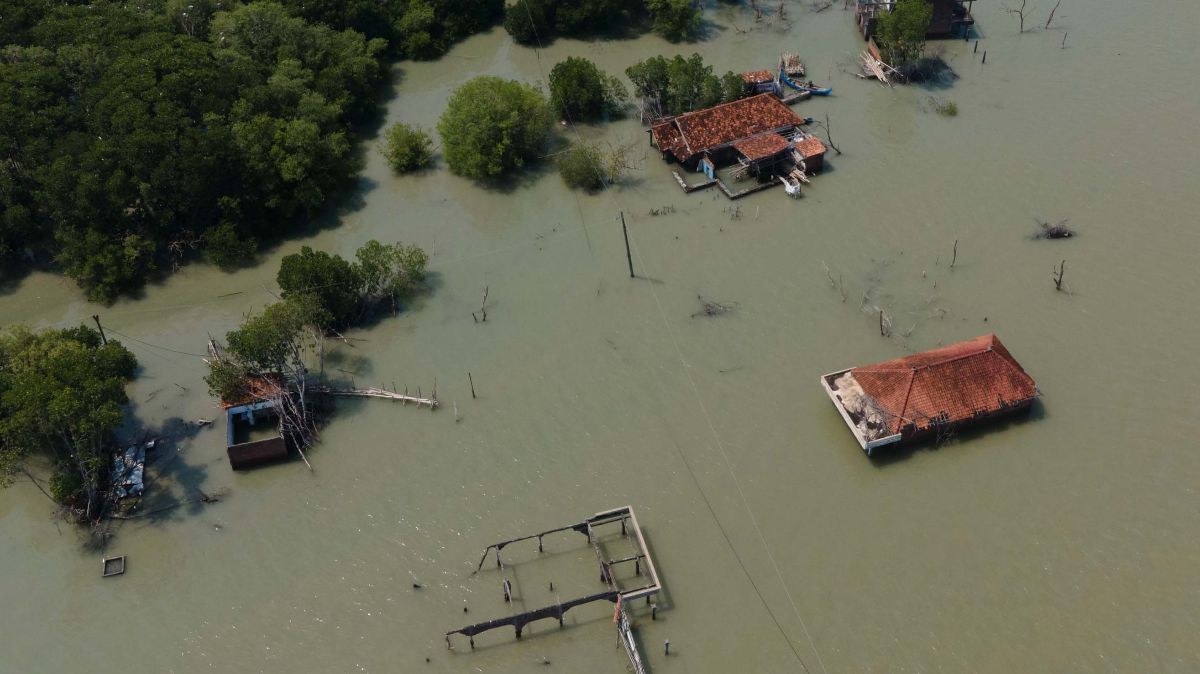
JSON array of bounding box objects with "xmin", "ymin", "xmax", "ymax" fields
[
  {"xmin": 92, "ymin": 315, "xmax": 108, "ymax": 345},
  {"xmin": 620, "ymin": 212, "xmax": 635, "ymax": 278}
]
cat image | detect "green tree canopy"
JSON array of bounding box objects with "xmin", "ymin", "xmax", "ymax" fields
[
  {"xmin": 0, "ymin": 0, "xmax": 492, "ymax": 300},
  {"xmin": 647, "ymin": 0, "xmax": 701, "ymax": 42},
  {"xmin": 0, "ymin": 325, "xmax": 137, "ymax": 516},
  {"xmin": 626, "ymin": 54, "xmax": 740, "ymax": 116},
  {"xmin": 275, "ymin": 240, "xmax": 430, "ymax": 327},
  {"xmin": 548, "ymin": 57, "xmax": 627, "ymax": 122},
  {"xmin": 437, "ymin": 76, "xmax": 552, "ymax": 180},
  {"xmin": 502, "ymin": 0, "xmax": 696, "ymax": 43},
  {"xmin": 354, "ymin": 240, "xmax": 429, "ymax": 313},
  {"xmin": 503, "ymin": 0, "xmax": 555, "ymax": 44},
  {"xmin": 558, "ymin": 143, "xmax": 605, "ymax": 191},
  {"xmin": 277, "ymin": 246, "xmax": 362, "ymax": 327},
  {"xmin": 381, "ymin": 122, "xmax": 434, "ymax": 173},
  {"xmin": 875, "ymin": 0, "xmax": 932, "ymax": 66}
]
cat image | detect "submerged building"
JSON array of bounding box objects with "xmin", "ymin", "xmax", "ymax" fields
[
  {"xmin": 821, "ymin": 334, "xmax": 1039, "ymax": 454},
  {"xmin": 854, "ymin": 0, "xmax": 975, "ymax": 40},
  {"xmin": 650, "ymin": 93, "xmax": 807, "ymax": 170},
  {"xmin": 650, "ymin": 93, "xmax": 825, "ymax": 192},
  {"xmin": 223, "ymin": 375, "xmax": 289, "ymax": 469}
]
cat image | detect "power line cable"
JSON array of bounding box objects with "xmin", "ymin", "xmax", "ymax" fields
[{"xmin": 516, "ymin": 2, "xmax": 827, "ymax": 671}]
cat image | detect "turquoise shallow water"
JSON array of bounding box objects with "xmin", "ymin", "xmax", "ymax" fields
[{"xmin": 2, "ymin": 3, "xmax": 1199, "ymax": 672}]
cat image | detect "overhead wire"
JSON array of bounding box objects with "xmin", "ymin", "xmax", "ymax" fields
[{"xmin": 516, "ymin": 2, "xmax": 828, "ymax": 671}]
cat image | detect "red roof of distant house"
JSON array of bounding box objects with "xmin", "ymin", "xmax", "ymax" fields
[
  {"xmin": 850, "ymin": 334, "xmax": 1038, "ymax": 435},
  {"xmin": 741, "ymin": 69, "xmax": 774, "ymax": 83},
  {"xmin": 793, "ymin": 136, "xmax": 826, "ymax": 159},
  {"xmin": 733, "ymin": 133, "xmax": 791, "ymax": 160},
  {"xmin": 221, "ymin": 374, "xmax": 285, "ymax": 409},
  {"xmin": 651, "ymin": 94, "xmax": 804, "ymax": 163}
]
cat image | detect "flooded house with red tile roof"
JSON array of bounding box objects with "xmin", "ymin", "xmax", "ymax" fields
[
  {"xmin": 821, "ymin": 334, "xmax": 1039, "ymax": 454},
  {"xmin": 650, "ymin": 93, "xmax": 825, "ymax": 192},
  {"xmin": 650, "ymin": 94, "xmax": 805, "ymax": 170}
]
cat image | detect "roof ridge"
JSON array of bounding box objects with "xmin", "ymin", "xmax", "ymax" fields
[{"xmin": 677, "ymin": 92, "xmax": 775, "ymax": 120}]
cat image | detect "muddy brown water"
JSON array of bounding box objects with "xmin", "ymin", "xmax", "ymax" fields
[{"xmin": 3, "ymin": 3, "xmax": 1199, "ymax": 672}]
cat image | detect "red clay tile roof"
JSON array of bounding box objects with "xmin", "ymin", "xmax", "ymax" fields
[
  {"xmin": 652, "ymin": 94, "xmax": 804, "ymax": 163},
  {"xmin": 850, "ymin": 334, "xmax": 1038, "ymax": 435},
  {"xmin": 650, "ymin": 119, "xmax": 685, "ymax": 159},
  {"xmin": 794, "ymin": 136, "xmax": 826, "ymax": 158},
  {"xmin": 741, "ymin": 69, "xmax": 774, "ymax": 83},
  {"xmin": 733, "ymin": 133, "xmax": 791, "ymax": 160},
  {"xmin": 221, "ymin": 374, "xmax": 285, "ymax": 409}
]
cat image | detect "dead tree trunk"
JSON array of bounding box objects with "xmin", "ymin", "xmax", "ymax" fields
[
  {"xmin": 1045, "ymin": 0, "xmax": 1061, "ymax": 28},
  {"xmin": 1008, "ymin": 0, "xmax": 1028, "ymax": 33},
  {"xmin": 823, "ymin": 114, "xmax": 842, "ymax": 155}
]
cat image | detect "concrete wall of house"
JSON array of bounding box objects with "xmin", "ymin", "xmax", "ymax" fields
[
  {"xmin": 228, "ymin": 437, "xmax": 289, "ymax": 470},
  {"xmin": 897, "ymin": 397, "xmax": 1035, "ymax": 446}
]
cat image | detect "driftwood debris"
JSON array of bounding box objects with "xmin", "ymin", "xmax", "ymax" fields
[
  {"xmin": 473, "ymin": 286, "xmax": 490, "ymax": 323},
  {"xmin": 691, "ymin": 295, "xmax": 737, "ymax": 318},
  {"xmin": 1053, "ymin": 260, "xmax": 1067, "ymax": 291},
  {"xmin": 315, "ymin": 385, "xmax": 439, "ymax": 409},
  {"xmin": 1035, "ymin": 219, "xmax": 1075, "ymax": 239}
]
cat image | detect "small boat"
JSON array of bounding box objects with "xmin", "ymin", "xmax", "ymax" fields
[{"xmin": 779, "ymin": 71, "xmax": 832, "ymax": 96}]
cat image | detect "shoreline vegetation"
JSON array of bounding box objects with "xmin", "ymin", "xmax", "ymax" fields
[
  {"xmin": 206, "ymin": 239, "xmax": 429, "ymax": 457},
  {"xmin": 0, "ymin": 0, "xmax": 498, "ymax": 301},
  {"xmin": 0, "ymin": 0, "xmax": 707, "ymax": 302},
  {"xmin": 0, "ymin": 0, "xmax": 719, "ymax": 532},
  {"xmin": 0, "ymin": 324, "xmax": 138, "ymax": 525}
]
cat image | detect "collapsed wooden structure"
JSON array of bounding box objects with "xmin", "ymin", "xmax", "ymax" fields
[
  {"xmin": 822, "ymin": 335, "xmax": 1040, "ymax": 454},
  {"xmin": 859, "ymin": 38, "xmax": 900, "ymax": 85},
  {"xmin": 446, "ymin": 506, "xmax": 661, "ymax": 672}
]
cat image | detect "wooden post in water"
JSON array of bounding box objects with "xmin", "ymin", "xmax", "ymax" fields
[
  {"xmin": 468, "ymin": 372, "xmax": 476, "ymax": 399},
  {"xmin": 621, "ymin": 212, "xmax": 635, "ymax": 278}
]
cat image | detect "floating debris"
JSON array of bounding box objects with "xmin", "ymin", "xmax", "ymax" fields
[
  {"xmin": 102, "ymin": 555, "xmax": 126, "ymax": 577},
  {"xmin": 1035, "ymin": 219, "xmax": 1075, "ymax": 239},
  {"xmin": 691, "ymin": 295, "xmax": 738, "ymax": 318}
]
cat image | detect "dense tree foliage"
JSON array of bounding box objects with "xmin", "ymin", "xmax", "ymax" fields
[
  {"xmin": 276, "ymin": 0, "xmax": 503, "ymax": 60},
  {"xmin": 276, "ymin": 240, "xmax": 429, "ymax": 327},
  {"xmin": 875, "ymin": 0, "xmax": 932, "ymax": 66},
  {"xmin": 557, "ymin": 143, "xmax": 605, "ymax": 191},
  {"xmin": 502, "ymin": 0, "xmax": 699, "ymax": 44},
  {"xmin": 646, "ymin": 0, "xmax": 701, "ymax": 42},
  {"xmin": 437, "ymin": 77, "xmax": 552, "ymax": 180},
  {"xmin": 548, "ymin": 57, "xmax": 628, "ymax": 122},
  {"xmin": 0, "ymin": 325, "xmax": 137, "ymax": 518},
  {"xmin": 381, "ymin": 122, "xmax": 434, "ymax": 172},
  {"xmin": 0, "ymin": 1, "xmax": 493, "ymax": 300},
  {"xmin": 207, "ymin": 239, "xmax": 428, "ymax": 409},
  {"xmin": 626, "ymin": 54, "xmax": 745, "ymax": 117}
]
